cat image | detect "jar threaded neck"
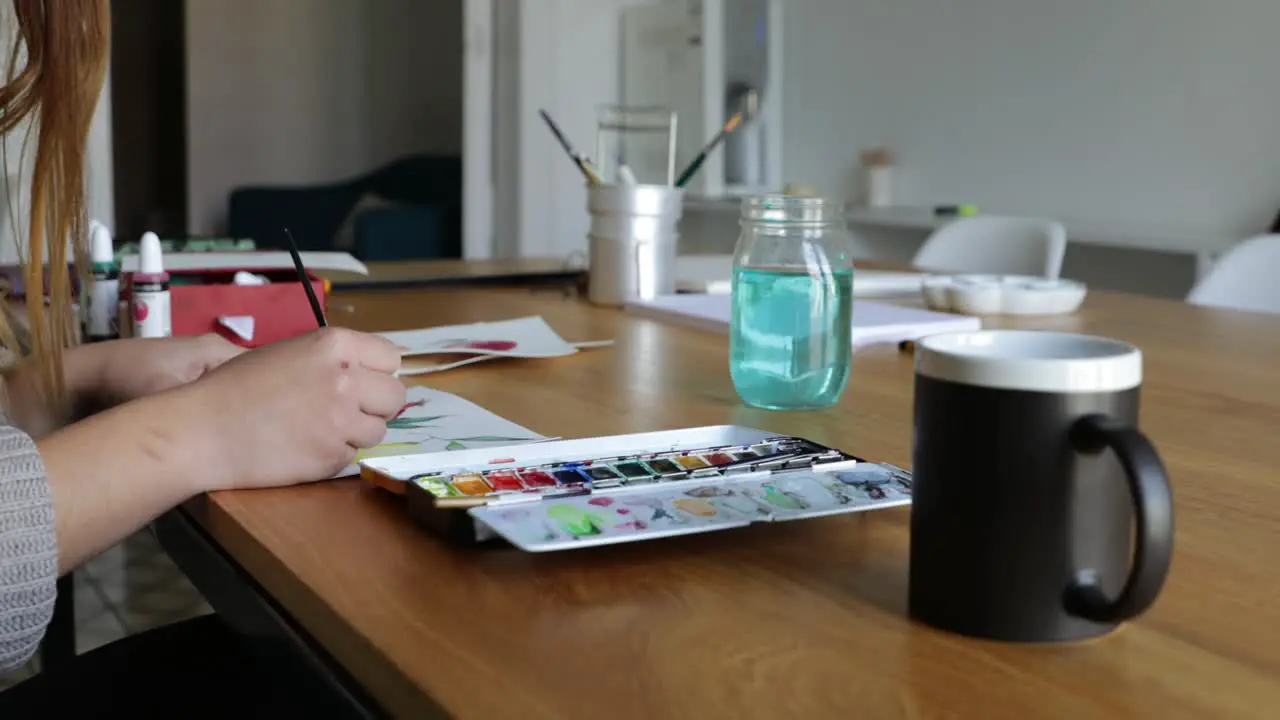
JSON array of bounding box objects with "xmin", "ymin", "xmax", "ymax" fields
[{"xmin": 740, "ymin": 194, "xmax": 843, "ymax": 226}]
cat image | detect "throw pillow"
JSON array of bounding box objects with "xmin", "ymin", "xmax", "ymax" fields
[{"xmin": 332, "ymin": 192, "xmax": 397, "ymax": 251}]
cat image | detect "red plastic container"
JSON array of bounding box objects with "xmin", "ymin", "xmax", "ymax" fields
[{"xmin": 122, "ymin": 268, "xmax": 327, "ymax": 348}]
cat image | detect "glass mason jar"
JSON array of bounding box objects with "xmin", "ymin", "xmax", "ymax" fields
[{"xmin": 730, "ymin": 195, "xmax": 856, "ymax": 410}]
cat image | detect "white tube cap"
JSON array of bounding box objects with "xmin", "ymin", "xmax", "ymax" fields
[
  {"xmin": 90, "ymin": 223, "xmax": 114, "ymax": 264},
  {"xmin": 139, "ymin": 231, "xmax": 164, "ymax": 274}
]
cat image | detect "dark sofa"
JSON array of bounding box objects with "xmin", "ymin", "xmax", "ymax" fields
[{"xmin": 226, "ymin": 155, "xmax": 462, "ymax": 259}]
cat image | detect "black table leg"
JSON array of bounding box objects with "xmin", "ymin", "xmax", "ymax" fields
[
  {"xmin": 39, "ymin": 573, "xmax": 77, "ymax": 669},
  {"xmin": 153, "ymin": 512, "xmax": 384, "ymax": 718}
]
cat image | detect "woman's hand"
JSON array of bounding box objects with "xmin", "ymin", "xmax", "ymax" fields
[
  {"xmin": 36, "ymin": 327, "xmax": 403, "ymax": 570},
  {"xmin": 75, "ymin": 334, "xmax": 246, "ymax": 409},
  {"xmin": 2, "ymin": 334, "xmax": 245, "ymax": 437},
  {"xmin": 180, "ymin": 327, "xmax": 405, "ymax": 490}
]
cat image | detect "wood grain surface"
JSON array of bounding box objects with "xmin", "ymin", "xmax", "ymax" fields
[{"xmin": 191, "ymin": 281, "xmax": 1280, "ymax": 719}]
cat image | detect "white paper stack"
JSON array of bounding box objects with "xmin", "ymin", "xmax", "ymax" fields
[
  {"xmin": 626, "ymin": 293, "xmax": 981, "ymax": 347},
  {"xmin": 121, "ymin": 250, "xmax": 368, "ymax": 275},
  {"xmin": 675, "ymin": 255, "xmax": 928, "ymax": 296}
]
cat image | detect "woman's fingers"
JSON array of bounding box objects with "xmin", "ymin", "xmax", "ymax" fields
[
  {"xmin": 349, "ymin": 411, "xmax": 393, "ymax": 450},
  {"xmin": 349, "ymin": 367, "xmax": 407, "ymax": 419}
]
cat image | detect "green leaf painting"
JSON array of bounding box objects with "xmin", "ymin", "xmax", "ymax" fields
[
  {"xmin": 373, "ymin": 390, "xmax": 542, "ymax": 456},
  {"xmin": 439, "ymin": 436, "xmax": 531, "ymax": 451},
  {"xmin": 386, "ymin": 415, "xmax": 448, "ymax": 430}
]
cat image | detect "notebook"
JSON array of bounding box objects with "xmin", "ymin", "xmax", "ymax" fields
[
  {"xmin": 675, "ymin": 255, "xmax": 927, "ymax": 296},
  {"xmin": 626, "ymin": 293, "xmax": 981, "ymax": 346}
]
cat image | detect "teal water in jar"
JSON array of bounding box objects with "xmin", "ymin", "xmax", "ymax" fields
[{"xmin": 729, "ymin": 196, "xmax": 856, "ymax": 410}]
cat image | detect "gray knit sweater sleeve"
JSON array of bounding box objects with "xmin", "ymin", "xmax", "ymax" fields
[{"xmin": 0, "ymin": 417, "xmax": 56, "ymax": 672}]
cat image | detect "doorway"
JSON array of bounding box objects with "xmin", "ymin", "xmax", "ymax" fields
[{"xmin": 110, "ymin": 0, "xmax": 187, "ymax": 241}]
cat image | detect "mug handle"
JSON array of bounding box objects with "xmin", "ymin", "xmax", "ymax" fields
[{"xmin": 1064, "ymin": 413, "xmax": 1174, "ymax": 623}]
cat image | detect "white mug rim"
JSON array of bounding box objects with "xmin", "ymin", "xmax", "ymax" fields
[{"xmin": 915, "ymin": 330, "xmax": 1142, "ymax": 394}]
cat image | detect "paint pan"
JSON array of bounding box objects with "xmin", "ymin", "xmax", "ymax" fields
[
  {"xmin": 642, "ymin": 458, "xmax": 683, "ymax": 475},
  {"xmin": 450, "ymin": 473, "xmax": 492, "ymax": 496},
  {"xmin": 674, "ymin": 455, "xmax": 710, "ymax": 470},
  {"xmin": 518, "ymin": 470, "xmax": 558, "ymax": 488},
  {"xmin": 613, "ymin": 461, "xmax": 653, "ymax": 480},
  {"xmin": 584, "ymin": 465, "xmax": 621, "ymax": 481},
  {"xmin": 553, "ymin": 468, "xmax": 589, "ymax": 485},
  {"xmin": 485, "ymin": 471, "xmax": 524, "ymax": 492},
  {"xmin": 412, "ymin": 475, "xmax": 454, "ymax": 498}
]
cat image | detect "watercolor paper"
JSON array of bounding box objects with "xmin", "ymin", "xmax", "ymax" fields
[
  {"xmin": 379, "ymin": 316, "xmax": 612, "ymax": 376},
  {"xmin": 335, "ymin": 386, "xmax": 544, "ymax": 477}
]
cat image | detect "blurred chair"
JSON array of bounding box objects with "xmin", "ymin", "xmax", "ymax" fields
[
  {"xmin": 227, "ymin": 155, "xmax": 461, "ymax": 259},
  {"xmin": 1187, "ymin": 235, "xmax": 1280, "ymax": 314},
  {"xmin": 913, "ymin": 216, "xmax": 1067, "ymax": 278}
]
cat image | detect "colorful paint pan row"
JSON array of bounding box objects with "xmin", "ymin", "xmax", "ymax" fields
[
  {"xmin": 470, "ymin": 462, "xmax": 914, "ymax": 553},
  {"xmin": 410, "ymin": 439, "xmax": 837, "ymax": 503}
]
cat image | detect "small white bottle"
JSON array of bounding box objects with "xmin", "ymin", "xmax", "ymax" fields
[
  {"xmin": 131, "ymin": 231, "xmax": 171, "ymax": 338},
  {"xmin": 82, "ymin": 221, "xmax": 120, "ymax": 342}
]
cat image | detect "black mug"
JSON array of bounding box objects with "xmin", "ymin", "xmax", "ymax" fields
[{"xmin": 908, "ymin": 330, "xmax": 1174, "ymax": 643}]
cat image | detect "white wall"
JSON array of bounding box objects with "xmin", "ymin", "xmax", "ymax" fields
[
  {"xmin": 498, "ymin": 0, "xmax": 1270, "ymax": 299},
  {"xmin": 462, "ymin": 0, "xmax": 493, "ymax": 259},
  {"xmin": 0, "ymin": 21, "xmax": 114, "ymax": 265},
  {"xmin": 87, "ymin": 68, "xmax": 116, "ymax": 235},
  {"xmin": 780, "ymin": 0, "xmax": 1280, "ymax": 244},
  {"xmin": 492, "ymin": 0, "xmax": 662, "ymax": 260},
  {"xmin": 490, "ymin": 0, "xmax": 522, "ymax": 259},
  {"xmin": 185, "ymin": 0, "xmax": 463, "ymax": 235},
  {"xmin": 674, "ymin": 0, "xmax": 1280, "ymax": 298},
  {"xmin": 1, "ymin": 117, "xmax": 35, "ymax": 266}
]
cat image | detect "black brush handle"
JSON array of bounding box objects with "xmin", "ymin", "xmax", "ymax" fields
[{"xmin": 283, "ymin": 228, "xmax": 327, "ymax": 327}]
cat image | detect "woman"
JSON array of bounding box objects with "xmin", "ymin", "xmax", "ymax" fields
[{"xmin": 0, "ymin": 2, "xmax": 405, "ymax": 714}]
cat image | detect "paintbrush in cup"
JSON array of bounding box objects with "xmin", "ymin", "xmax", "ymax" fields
[
  {"xmin": 674, "ymin": 111, "xmax": 745, "ymax": 188},
  {"xmin": 538, "ymin": 109, "xmax": 602, "ymax": 185}
]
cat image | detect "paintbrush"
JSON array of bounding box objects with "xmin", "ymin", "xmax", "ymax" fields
[
  {"xmin": 433, "ymin": 496, "xmax": 493, "ymax": 509},
  {"xmin": 538, "ymin": 109, "xmax": 602, "ymax": 185},
  {"xmin": 674, "ymin": 111, "xmax": 745, "ymax": 188},
  {"xmin": 283, "ymin": 228, "xmax": 327, "ymax": 327}
]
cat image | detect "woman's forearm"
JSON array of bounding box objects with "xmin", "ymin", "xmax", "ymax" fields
[
  {"xmin": 37, "ymin": 386, "xmax": 226, "ymax": 573},
  {"xmin": 2, "ymin": 344, "xmax": 107, "ymax": 437}
]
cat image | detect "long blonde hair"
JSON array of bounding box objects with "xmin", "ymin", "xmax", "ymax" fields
[{"xmin": 0, "ymin": 0, "xmax": 110, "ymax": 418}]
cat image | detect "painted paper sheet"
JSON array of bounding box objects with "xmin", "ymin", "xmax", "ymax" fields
[
  {"xmin": 381, "ymin": 316, "xmax": 613, "ymax": 376},
  {"xmin": 336, "ymin": 386, "xmax": 543, "ymax": 477}
]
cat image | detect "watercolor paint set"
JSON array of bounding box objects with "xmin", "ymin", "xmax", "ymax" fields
[{"xmin": 358, "ymin": 425, "xmax": 912, "ymax": 551}]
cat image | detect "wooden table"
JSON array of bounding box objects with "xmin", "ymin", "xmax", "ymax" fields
[{"xmin": 180, "ymin": 284, "xmax": 1280, "ymax": 718}]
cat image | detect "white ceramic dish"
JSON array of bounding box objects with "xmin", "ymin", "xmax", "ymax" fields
[{"xmin": 921, "ymin": 274, "xmax": 1088, "ymax": 316}]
